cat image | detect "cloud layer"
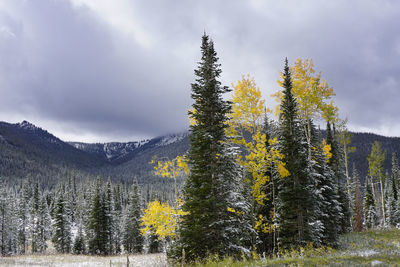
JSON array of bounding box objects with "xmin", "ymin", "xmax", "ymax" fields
[{"xmin": 0, "ymin": 0, "xmax": 399, "ymax": 141}]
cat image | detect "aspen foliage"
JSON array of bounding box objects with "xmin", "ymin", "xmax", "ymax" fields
[
  {"xmin": 140, "ymin": 200, "xmax": 187, "ymax": 241},
  {"xmin": 272, "ymin": 58, "xmax": 338, "ymax": 123},
  {"xmin": 151, "ymin": 155, "xmax": 189, "ymax": 179},
  {"xmin": 228, "ymin": 75, "xmax": 269, "ymax": 143},
  {"xmin": 321, "ymin": 138, "xmax": 333, "ymax": 161},
  {"xmin": 246, "ymin": 133, "xmax": 289, "ymax": 205},
  {"xmin": 228, "ymin": 76, "xmax": 288, "ymax": 206}
]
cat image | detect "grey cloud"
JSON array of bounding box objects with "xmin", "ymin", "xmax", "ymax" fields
[{"xmin": 0, "ymin": 0, "xmax": 400, "ymax": 141}]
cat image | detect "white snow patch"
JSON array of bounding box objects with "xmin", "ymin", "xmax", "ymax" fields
[
  {"xmin": 349, "ymin": 249, "xmax": 379, "ymax": 257},
  {"xmin": 371, "ymin": 260, "xmax": 383, "ymax": 266},
  {"xmin": 0, "ymin": 253, "xmax": 167, "ymax": 267},
  {"xmin": 157, "ymin": 132, "xmax": 188, "ymax": 146}
]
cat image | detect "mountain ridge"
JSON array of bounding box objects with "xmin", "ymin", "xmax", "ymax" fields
[{"xmin": 0, "ymin": 120, "xmax": 399, "ymax": 186}]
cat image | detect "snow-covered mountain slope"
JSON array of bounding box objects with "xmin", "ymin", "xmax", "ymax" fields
[{"xmin": 69, "ymin": 140, "xmax": 150, "ymax": 161}]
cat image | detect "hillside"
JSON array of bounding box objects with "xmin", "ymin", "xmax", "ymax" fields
[{"xmin": 0, "ymin": 120, "xmax": 399, "ymax": 187}]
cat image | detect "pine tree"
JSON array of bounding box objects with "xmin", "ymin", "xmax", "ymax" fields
[
  {"xmin": 309, "ymin": 121, "xmax": 340, "ymax": 246},
  {"xmin": 30, "ymin": 181, "xmax": 40, "ymax": 253},
  {"xmin": 364, "ymin": 178, "xmax": 377, "ymax": 229},
  {"xmin": 37, "ymin": 195, "xmax": 51, "ymax": 253},
  {"xmin": 73, "ymin": 223, "xmax": 86, "ymax": 254},
  {"xmin": 113, "ymin": 183, "xmax": 122, "ymax": 254},
  {"xmin": 276, "ymin": 58, "xmax": 315, "ymax": 248},
  {"xmin": 104, "ymin": 179, "xmax": 114, "ymax": 254},
  {"xmin": 51, "ymin": 185, "xmax": 72, "ymax": 253},
  {"xmin": 17, "ymin": 181, "xmax": 30, "ymax": 254},
  {"xmin": 326, "ymin": 123, "xmax": 351, "ymax": 234},
  {"xmin": 122, "ymin": 180, "xmax": 144, "ymax": 253},
  {"xmin": 88, "ymin": 178, "xmax": 108, "ymax": 255},
  {"xmin": 175, "ymin": 34, "xmax": 250, "ymax": 261}
]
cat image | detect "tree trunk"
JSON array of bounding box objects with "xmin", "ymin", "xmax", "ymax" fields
[{"xmin": 380, "ymin": 179, "xmax": 386, "ymax": 226}]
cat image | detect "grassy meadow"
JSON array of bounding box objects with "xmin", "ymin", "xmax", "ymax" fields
[{"xmin": 1, "ymin": 229, "xmax": 400, "ymax": 266}]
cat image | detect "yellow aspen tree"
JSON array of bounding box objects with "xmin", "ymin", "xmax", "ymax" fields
[
  {"xmin": 228, "ymin": 75, "xmax": 268, "ymax": 144},
  {"xmin": 150, "ymin": 155, "xmax": 189, "ymax": 202},
  {"xmin": 228, "ymin": 75, "xmax": 289, "ymax": 246},
  {"xmin": 140, "ymin": 200, "xmax": 187, "ymax": 246}
]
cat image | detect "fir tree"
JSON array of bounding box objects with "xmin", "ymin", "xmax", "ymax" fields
[
  {"xmin": 51, "ymin": 185, "xmax": 72, "ymax": 253},
  {"xmin": 17, "ymin": 181, "xmax": 29, "ymax": 254},
  {"xmin": 276, "ymin": 58, "xmax": 315, "ymax": 248},
  {"xmin": 113, "ymin": 183, "xmax": 122, "ymax": 254},
  {"xmin": 175, "ymin": 34, "xmax": 250, "ymax": 261},
  {"xmin": 104, "ymin": 180, "xmax": 114, "ymax": 254},
  {"xmin": 36, "ymin": 195, "xmax": 51, "ymax": 253},
  {"xmin": 73, "ymin": 223, "xmax": 86, "ymax": 254},
  {"xmin": 309, "ymin": 121, "xmax": 340, "ymax": 246},
  {"xmin": 88, "ymin": 178, "xmax": 108, "ymax": 255},
  {"xmin": 122, "ymin": 180, "xmax": 144, "ymax": 253},
  {"xmin": 326, "ymin": 123, "xmax": 351, "ymax": 234},
  {"xmin": 364, "ymin": 178, "xmax": 377, "ymax": 229}
]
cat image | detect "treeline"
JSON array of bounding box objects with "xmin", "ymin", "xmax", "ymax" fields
[{"xmin": 0, "ymin": 175, "xmax": 171, "ymax": 256}]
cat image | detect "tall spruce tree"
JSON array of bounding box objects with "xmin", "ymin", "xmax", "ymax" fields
[
  {"xmin": 104, "ymin": 180, "xmax": 114, "ymax": 254},
  {"xmin": 326, "ymin": 122, "xmax": 351, "ymax": 233},
  {"xmin": 364, "ymin": 178, "xmax": 377, "ymax": 229},
  {"xmin": 309, "ymin": 121, "xmax": 340, "ymax": 246},
  {"xmin": 276, "ymin": 58, "xmax": 315, "ymax": 248},
  {"xmin": 175, "ymin": 34, "xmax": 250, "ymax": 261},
  {"xmin": 88, "ymin": 178, "xmax": 108, "ymax": 255},
  {"xmin": 52, "ymin": 185, "xmax": 72, "ymax": 253},
  {"xmin": 122, "ymin": 180, "xmax": 143, "ymax": 253}
]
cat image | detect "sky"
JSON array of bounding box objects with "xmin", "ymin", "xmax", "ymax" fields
[{"xmin": 0, "ymin": 0, "xmax": 399, "ymax": 142}]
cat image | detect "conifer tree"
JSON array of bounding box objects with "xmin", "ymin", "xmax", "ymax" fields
[
  {"xmin": 17, "ymin": 181, "xmax": 30, "ymax": 254},
  {"xmin": 52, "ymin": 185, "xmax": 71, "ymax": 253},
  {"xmin": 309, "ymin": 121, "xmax": 340, "ymax": 246},
  {"xmin": 113, "ymin": 183, "xmax": 122, "ymax": 253},
  {"xmin": 104, "ymin": 180, "xmax": 114, "ymax": 254},
  {"xmin": 73, "ymin": 223, "xmax": 86, "ymax": 254},
  {"xmin": 276, "ymin": 58, "xmax": 315, "ymax": 248},
  {"xmin": 35, "ymin": 195, "xmax": 51, "ymax": 253},
  {"xmin": 326, "ymin": 123, "xmax": 351, "ymax": 233},
  {"xmin": 88, "ymin": 178, "xmax": 108, "ymax": 255},
  {"xmin": 30, "ymin": 181, "xmax": 40, "ymax": 253},
  {"xmin": 122, "ymin": 180, "xmax": 143, "ymax": 253},
  {"xmin": 364, "ymin": 178, "xmax": 377, "ymax": 229},
  {"xmin": 176, "ymin": 34, "xmax": 250, "ymax": 261}
]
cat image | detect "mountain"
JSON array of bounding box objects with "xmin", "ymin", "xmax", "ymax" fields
[
  {"xmin": 0, "ymin": 121, "xmax": 108, "ymax": 185},
  {"xmin": 1, "ymin": 120, "xmax": 399, "ymax": 187}
]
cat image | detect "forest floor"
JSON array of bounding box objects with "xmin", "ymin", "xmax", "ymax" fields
[{"xmin": 1, "ymin": 229, "xmax": 400, "ymax": 266}]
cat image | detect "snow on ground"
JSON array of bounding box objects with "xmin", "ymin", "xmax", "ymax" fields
[
  {"xmin": 348, "ymin": 249, "xmax": 379, "ymax": 257},
  {"xmin": 0, "ymin": 253, "xmax": 167, "ymax": 267}
]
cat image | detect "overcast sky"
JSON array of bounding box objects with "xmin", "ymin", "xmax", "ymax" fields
[{"xmin": 0, "ymin": 0, "xmax": 399, "ymax": 142}]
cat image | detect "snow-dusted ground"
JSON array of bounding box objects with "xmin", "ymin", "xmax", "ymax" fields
[{"xmin": 0, "ymin": 253, "xmax": 167, "ymax": 267}]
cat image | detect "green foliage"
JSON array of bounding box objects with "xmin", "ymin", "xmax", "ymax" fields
[
  {"xmin": 174, "ymin": 34, "xmax": 251, "ymax": 262},
  {"xmin": 122, "ymin": 180, "xmax": 144, "ymax": 253},
  {"xmin": 51, "ymin": 185, "xmax": 72, "ymax": 253},
  {"xmin": 276, "ymin": 58, "xmax": 315, "ymax": 248}
]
